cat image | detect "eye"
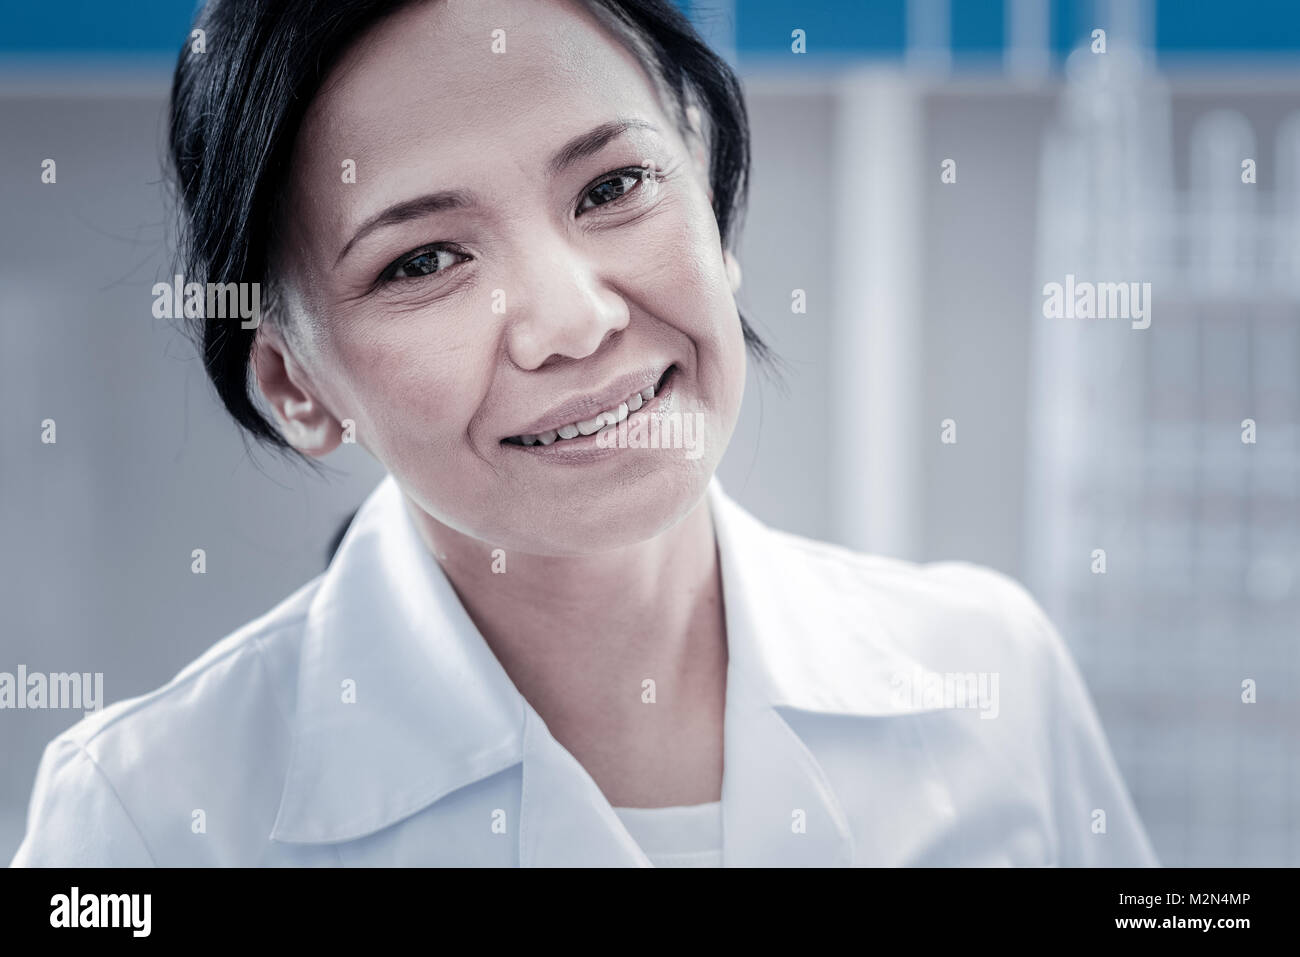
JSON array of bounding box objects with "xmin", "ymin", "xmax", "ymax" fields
[
  {"xmin": 576, "ymin": 167, "xmax": 658, "ymax": 216},
  {"xmin": 381, "ymin": 245, "xmax": 470, "ymax": 282}
]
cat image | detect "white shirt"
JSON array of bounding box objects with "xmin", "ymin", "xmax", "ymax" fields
[
  {"xmin": 612, "ymin": 802, "xmax": 722, "ymax": 868},
  {"xmin": 10, "ymin": 474, "xmax": 1158, "ymax": 867}
]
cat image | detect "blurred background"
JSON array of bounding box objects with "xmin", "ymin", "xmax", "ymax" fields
[{"xmin": 2, "ymin": 0, "xmax": 1298, "ymax": 865}]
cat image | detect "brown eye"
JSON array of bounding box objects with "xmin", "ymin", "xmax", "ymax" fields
[
  {"xmin": 577, "ymin": 168, "xmax": 650, "ymax": 215},
  {"xmin": 382, "ymin": 246, "xmax": 469, "ymax": 282}
]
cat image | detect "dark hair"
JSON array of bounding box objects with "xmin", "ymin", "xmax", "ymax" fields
[{"xmin": 168, "ymin": 0, "xmax": 769, "ymax": 458}]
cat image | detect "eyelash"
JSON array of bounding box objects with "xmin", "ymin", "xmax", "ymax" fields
[{"xmin": 378, "ymin": 165, "xmax": 663, "ymax": 284}]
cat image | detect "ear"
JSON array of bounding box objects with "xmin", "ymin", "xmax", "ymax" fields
[
  {"xmin": 723, "ymin": 248, "xmax": 742, "ymax": 294},
  {"xmin": 250, "ymin": 325, "xmax": 343, "ymax": 457}
]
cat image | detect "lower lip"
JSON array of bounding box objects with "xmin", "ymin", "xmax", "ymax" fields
[{"xmin": 499, "ymin": 370, "xmax": 677, "ymax": 465}]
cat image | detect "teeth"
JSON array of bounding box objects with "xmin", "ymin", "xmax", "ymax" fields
[{"xmin": 511, "ymin": 372, "xmax": 666, "ymax": 446}]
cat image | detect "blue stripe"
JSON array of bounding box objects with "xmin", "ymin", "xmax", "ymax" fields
[{"xmin": 0, "ymin": 0, "xmax": 1297, "ymax": 56}]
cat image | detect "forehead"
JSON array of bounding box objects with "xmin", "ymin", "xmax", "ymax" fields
[{"xmin": 289, "ymin": 0, "xmax": 674, "ymax": 221}]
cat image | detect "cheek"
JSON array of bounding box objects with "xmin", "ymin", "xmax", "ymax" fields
[
  {"xmin": 617, "ymin": 191, "xmax": 742, "ymax": 351},
  {"xmin": 613, "ymin": 196, "xmax": 747, "ymax": 462},
  {"xmin": 650, "ymin": 196, "xmax": 746, "ymax": 404},
  {"xmin": 321, "ymin": 314, "xmax": 491, "ymax": 461}
]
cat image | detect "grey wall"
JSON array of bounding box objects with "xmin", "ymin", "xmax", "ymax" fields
[{"xmin": 720, "ymin": 85, "xmax": 835, "ymax": 540}]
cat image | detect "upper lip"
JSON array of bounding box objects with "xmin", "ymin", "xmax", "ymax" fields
[{"xmin": 501, "ymin": 364, "xmax": 672, "ymax": 440}]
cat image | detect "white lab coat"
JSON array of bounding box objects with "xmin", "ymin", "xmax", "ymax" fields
[{"xmin": 10, "ymin": 474, "xmax": 1158, "ymax": 867}]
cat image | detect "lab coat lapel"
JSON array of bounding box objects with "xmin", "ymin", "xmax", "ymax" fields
[
  {"xmin": 270, "ymin": 476, "xmax": 527, "ymax": 845},
  {"xmin": 707, "ymin": 477, "xmax": 952, "ymax": 867},
  {"xmin": 721, "ymin": 670, "xmax": 855, "ymax": 866},
  {"xmin": 518, "ymin": 702, "xmax": 652, "ymax": 867}
]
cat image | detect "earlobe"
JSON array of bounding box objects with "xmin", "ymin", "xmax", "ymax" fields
[{"xmin": 250, "ymin": 328, "xmax": 343, "ymax": 457}]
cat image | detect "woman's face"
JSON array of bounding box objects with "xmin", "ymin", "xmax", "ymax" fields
[{"xmin": 263, "ymin": 0, "xmax": 746, "ymax": 556}]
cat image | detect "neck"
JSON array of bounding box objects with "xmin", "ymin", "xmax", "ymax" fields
[{"xmin": 402, "ymin": 490, "xmax": 727, "ymax": 743}]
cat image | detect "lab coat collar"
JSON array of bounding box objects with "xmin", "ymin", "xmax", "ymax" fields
[
  {"xmin": 269, "ymin": 474, "xmax": 526, "ymax": 845},
  {"xmin": 270, "ymin": 474, "xmax": 941, "ymax": 862},
  {"xmin": 707, "ymin": 481, "xmax": 945, "ymax": 718}
]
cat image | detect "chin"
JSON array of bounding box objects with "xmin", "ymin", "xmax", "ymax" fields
[{"xmin": 491, "ymin": 458, "xmax": 718, "ymax": 557}]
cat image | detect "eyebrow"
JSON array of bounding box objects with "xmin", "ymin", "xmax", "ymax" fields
[{"xmin": 335, "ymin": 118, "xmax": 660, "ymax": 266}]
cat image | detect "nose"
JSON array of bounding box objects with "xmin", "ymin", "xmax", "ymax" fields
[{"xmin": 503, "ymin": 240, "xmax": 630, "ymax": 370}]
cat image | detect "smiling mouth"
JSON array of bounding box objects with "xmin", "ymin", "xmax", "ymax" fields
[{"xmin": 503, "ymin": 365, "xmax": 677, "ymax": 447}]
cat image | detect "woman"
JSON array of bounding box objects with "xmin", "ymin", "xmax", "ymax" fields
[{"xmin": 12, "ymin": 0, "xmax": 1157, "ymax": 867}]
